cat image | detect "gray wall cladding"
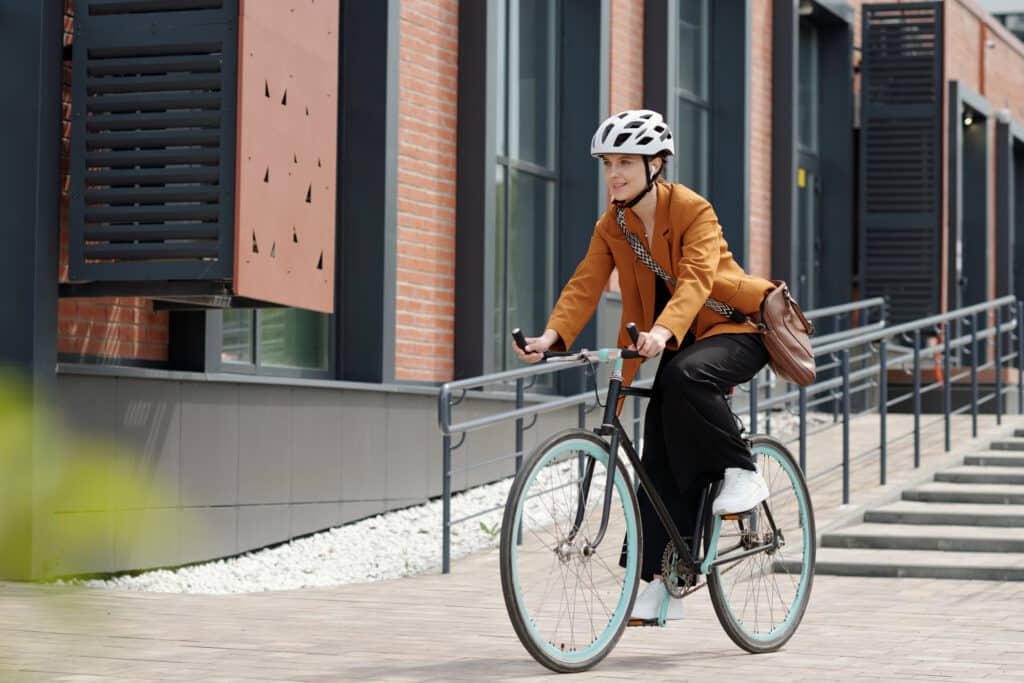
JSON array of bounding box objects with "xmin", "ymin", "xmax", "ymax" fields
[{"xmin": 52, "ymin": 371, "xmax": 608, "ymax": 574}]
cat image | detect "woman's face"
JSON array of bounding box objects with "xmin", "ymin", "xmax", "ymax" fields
[{"xmin": 602, "ymin": 154, "xmax": 660, "ymax": 203}]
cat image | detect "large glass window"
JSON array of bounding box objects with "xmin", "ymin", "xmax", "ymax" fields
[
  {"xmin": 221, "ymin": 308, "xmax": 330, "ymax": 373},
  {"xmin": 674, "ymin": 0, "xmax": 711, "ymax": 194},
  {"xmin": 798, "ymin": 20, "xmax": 819, "ymax": 153},
  {"xmin": 493, "ymin": 0, "xmax": 559, "ymax": 371}
]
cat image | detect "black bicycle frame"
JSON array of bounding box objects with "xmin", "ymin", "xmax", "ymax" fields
[{"xmin": 565, "ymin": 375, "xmax": 781, "ymax": 576}]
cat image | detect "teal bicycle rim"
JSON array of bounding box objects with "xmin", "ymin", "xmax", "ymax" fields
[{"xmin": 509, "ymin": 438, "xmax": 639, "ymax": 663}]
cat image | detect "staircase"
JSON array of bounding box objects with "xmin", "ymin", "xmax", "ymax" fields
[{"xmin": 810, "ymin": 430, "xmax": 1024, "ymax": 581}]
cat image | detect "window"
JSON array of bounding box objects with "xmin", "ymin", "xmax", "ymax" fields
[
  {"xmin": 673, "ymin": 0, "xmax": 711, "ymax": 194},
  {"xmin": 797, "ymin": 20, "xmax": 819, "ymax": 154},
  {"xmin": 221, "ymin": 308, "xmax": 330, "ymax": 375},
  {"xmin": 493, "ymin": 0, "xmax": 559, "ymax": 371}
]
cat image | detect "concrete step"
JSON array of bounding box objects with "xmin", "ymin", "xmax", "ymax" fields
[
  {"xmin": 903, "ymin": 482, "xmax": 1024, "ymax": 505},
  {"xmin": 963, "ymin": 451, "xmax": 1024, "ymax": 467},
  {"xmin": 990, "ymin": 438, "xmax": 1024, "ymax": 451},
  {"xmin": 786, "ymin": 548, "xmax": 1024, "ymax": 581},
  {"xmin": 934, "ymin": 466, "xmax": 1024, "ymax": 485},
  {"xmin": 822, "ymin": 523, "xmax": 1024, "ymax": 553},
  {"xmin": 864, "ymin": 501, "xmax": 1024, "ymax": 527}
]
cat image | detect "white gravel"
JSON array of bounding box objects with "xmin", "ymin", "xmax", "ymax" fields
[{"xmin": 75, "ymin": 409, "xmax": 828, "ymax": 594}]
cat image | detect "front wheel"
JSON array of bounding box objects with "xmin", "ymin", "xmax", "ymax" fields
[
  {"xmin": 705, "ymin": 435, "xmax": 816, "ymax": 653},
  {"xmin": 499, "ymin": 430, "xmax": 642, "ymax": 673}
]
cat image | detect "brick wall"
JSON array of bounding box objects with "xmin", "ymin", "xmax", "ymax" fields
[
  {"xmin": 393, "ymin": 0, "xmax": 458, "ymax": 382},
  {"xmin": 58, "ymin": 1, "xmax": 169, "ymax": 364},
  {"xmin": 609, "ymin": 0, "xmax": 645, "ymax": 115},
  {"xmin": 605, "ymin": 0, "xmax": 646, "ymax": 293},
  {"xmin": 749, "ymin": 0, "xmax": 774, "ymax": 279}
]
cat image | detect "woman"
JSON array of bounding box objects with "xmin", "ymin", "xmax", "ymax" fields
[{"xmin": 513, "ymin": 110, "xmax": 776, "ymax": 623}]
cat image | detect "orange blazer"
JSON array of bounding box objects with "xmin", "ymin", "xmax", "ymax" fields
[{"xmin": 546, "ymin": 181, "xmax": 775, "ymax": 386}]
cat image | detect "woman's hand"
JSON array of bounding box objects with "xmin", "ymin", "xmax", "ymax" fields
[
  {"xmin": 634, "ymin": 325, "xmax": 673, "ymax": 358},
  {"xmin": 513, "ymin": 329, "xmax": 560, "ymax": 363}
]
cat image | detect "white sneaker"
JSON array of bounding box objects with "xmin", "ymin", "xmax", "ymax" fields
[
  {"xmin": 712, "ymin": 465, "xmax": 769, "ymax": 515},
  {"xmin": 629, "ymin": 579, "xmax": 684, "ymax": 622}
]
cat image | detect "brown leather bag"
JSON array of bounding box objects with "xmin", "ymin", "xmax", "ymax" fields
[{"xmin": 754, "ymin": 281, "xmax": 816, "ymax": 386}]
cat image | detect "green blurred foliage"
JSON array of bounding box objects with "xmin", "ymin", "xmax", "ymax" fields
[{"xmin": 0, "ymin": 372, "xmax": 173, "ymax": 581}]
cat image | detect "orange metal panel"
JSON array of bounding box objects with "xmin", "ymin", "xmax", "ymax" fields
[{"xmin": 234, "ymin": 0, "xmax": 338, "ymax": 313}]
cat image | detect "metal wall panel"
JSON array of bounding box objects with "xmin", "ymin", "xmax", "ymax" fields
[
  {"xmin": 858, "ymin": 2, "xmax": 944, "ymax": 324},
  {"xmin": 232, "ymin": 0, "xmax": 338, "ymax": 312}
]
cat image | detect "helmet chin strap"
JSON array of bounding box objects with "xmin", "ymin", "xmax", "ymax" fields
[{"xmin": 612, "ymin": 156, "xmax": 659, "ymax": 209}]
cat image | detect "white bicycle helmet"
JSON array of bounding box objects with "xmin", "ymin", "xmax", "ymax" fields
[{"xmin": 590, "ymin": 109, "xmax": 675, "ymax": 158}]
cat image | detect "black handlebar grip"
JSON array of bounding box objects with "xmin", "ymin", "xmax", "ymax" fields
[
  {"xmin": 512, "ymin": 328, "xmax": 529, "ymax": 352},
  {"xmin": 626, "ymin": 323, "xmax": 640, "ymax": 346}
]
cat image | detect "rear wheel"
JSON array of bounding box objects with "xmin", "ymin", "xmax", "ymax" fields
[
  {"xmin": 499, "ymin": 430, "xmax": 642, "ymax": 673},
  {"xmin": 705, "ymin": 436, "xmax": 815, "ymax": 653}
]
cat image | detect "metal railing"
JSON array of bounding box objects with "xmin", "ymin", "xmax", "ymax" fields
[{"xmin": 436, "ymin": 297, "xmax": 887, "ymax": 573}]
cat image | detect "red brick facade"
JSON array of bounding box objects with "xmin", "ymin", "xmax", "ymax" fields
[
  {"xmin": 394, "ymin": 0, "xmax": 459, "ymax": 382},
  {"xmin": 609, "ymin": 0, "xmax": 645, "ymax": 115},
  {"xmin": 58, "ymin": 1, "xmax": 169, "ymax": 364}
]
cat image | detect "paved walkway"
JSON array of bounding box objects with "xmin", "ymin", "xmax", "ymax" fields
[{"xmin": 2, "ymin": 414, "xmax": 1023, "ymax": 681}]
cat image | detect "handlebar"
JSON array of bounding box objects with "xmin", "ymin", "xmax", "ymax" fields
[{"xmin": 512, "ymin": 326, "xmax": 642, "ymax": 362}]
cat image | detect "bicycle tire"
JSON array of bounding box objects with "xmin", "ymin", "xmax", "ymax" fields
[
  {"xmin": 499, "ymin": 429, "xmax": 642, "ymax": 673},
  {"xmin": 705, "ymin": 435, "xmax": 816, "ymax": 653}
]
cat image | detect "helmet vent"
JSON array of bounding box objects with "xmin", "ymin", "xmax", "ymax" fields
[{"xmin": 614, "ymin": 132, "xmax": 632, "ymax": 147}]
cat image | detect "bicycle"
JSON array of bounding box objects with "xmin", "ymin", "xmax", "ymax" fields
[{"xmin": 500, "ymin": 324, "xmax": 816, "ymax": 673}]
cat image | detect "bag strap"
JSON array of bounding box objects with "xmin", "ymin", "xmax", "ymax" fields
[{"xmin": 615, "ymin": 208, "xmax": 750, "ymax": 325}]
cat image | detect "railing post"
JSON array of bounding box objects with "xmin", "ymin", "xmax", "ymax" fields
[
  {"xmin": 515, "ymin": 377, "xmax": 525, "ymax": 474},
  {"xmin": 841, "ymin": 349, "xmax": 851, "ymax": 505},
  {"xmin": 913, "ymin": 329, "xmax": 922, "ymax": 469},
  {"xmin": 750, "ymin": 374, "xmax": 759, "ymax": 434},
  {"xmin": 1019, "ymin": 301, "xmax": 1024, "ymax": 415},
  {"xmin": 879, "ymin": 339, "xmax": 887, "ymax": 486},
  {"xmin": 764, "ymin": 374, "xmax": 772, "ymax": 435},
  {"xmin": 442, "ymin": 433, "xmax": 451, "ymax": 574},
  {"xmin": 944, "ymin": 320, "xmax": 952, "ymax": 452},
  {"xmin": 798, "ymin": 385, "xmax": 808, "ymax": 473},
  {"xmin": 996, "ymin": 306, "xmax": 1003, "ymax": 424},
  {"xmin": 970, "ymin": 312, "xmax": 978, "ymax": 438}
]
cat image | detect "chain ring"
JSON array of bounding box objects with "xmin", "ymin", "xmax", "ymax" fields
[{"xmin": 660, "ymin": 542, "xmax": 695, "ymax": 599}]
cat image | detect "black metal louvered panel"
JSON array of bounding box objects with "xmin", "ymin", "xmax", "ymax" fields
[
  {"xmin": 68, "ymin": 0, "xmax": 238, "ymax": 282},
  {"xmin": 859, "ymin": 3, "xmax": 943, "ymax": 324}
]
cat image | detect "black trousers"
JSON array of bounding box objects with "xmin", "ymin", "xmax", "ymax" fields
[{"xmin": 628, "ymin": 333, "xmax": 769, "ymax": 581}]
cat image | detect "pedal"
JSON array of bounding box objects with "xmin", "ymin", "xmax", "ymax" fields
[
  {"xmin": 720, "ymin": 510, "xmax": 752, "ymax": 521},
  {"xmin": 627, "ymin": 618, "xmax": 665, "ymax": 628}
]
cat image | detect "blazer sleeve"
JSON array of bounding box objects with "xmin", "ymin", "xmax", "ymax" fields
[
  {"xmin": 655, "ymin": 203, "xmax": 721, "ymax": 348},
  {"xmin": 545, "ymin": 223, "xmax": 615, "ymax": 350}
]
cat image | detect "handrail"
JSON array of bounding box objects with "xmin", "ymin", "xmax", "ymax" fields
[{"xmin": 437, "ymin": 295, "xmax": 1024, "ymax": 574}]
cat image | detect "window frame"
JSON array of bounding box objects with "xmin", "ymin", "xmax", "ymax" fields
[
  {"xmin": 671, "ymin": 0, "xmax": 712, "ymax": 194},
  {"xmin": 493, "ymin": 0, "xmax": 561, "ymax": 373},
  {"xmin": 454, "ymin": 0, "xmax": 607, "ymax": 382},
  {"xmin": 644, "ymin": 0, "xmax": 752, "ymax": 266},
  {"xmin": 208, "ymin": 308, "xmax": 336, "ymax": 380}
]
